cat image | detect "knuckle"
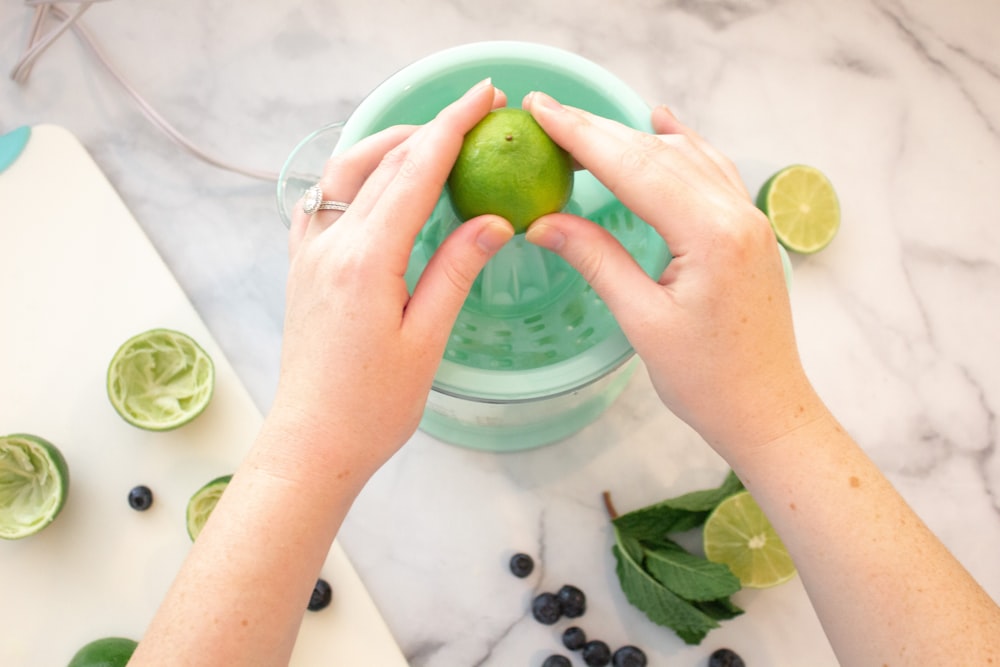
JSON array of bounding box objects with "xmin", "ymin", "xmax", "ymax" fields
[
  {"xmin": 381, "ymin": 145, "xmax": 420, "ymax": 179},
  {"xmin": 619, "ymin": 147, "xmax": 651, "ymax": 173},
  {"xmin": 620, "ymin": 130, "xmax": 666, "ymax": 173},
  {"xmin": 439, "ymin": 257, "xmax": 478, "ymax": 295},
  {"xmin": 573, "ymin": 246, "xmax": 606, "ymax": 286}
]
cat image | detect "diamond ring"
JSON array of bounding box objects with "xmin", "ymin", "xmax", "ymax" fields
[{"xmin": 302, "ymin": 184, "xmax": 350, "ymax": 215}]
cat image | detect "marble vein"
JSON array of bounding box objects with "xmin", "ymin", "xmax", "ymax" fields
[{"xmin": 873, "ymin": 0, "xmax": 1000, "ymax": 138}]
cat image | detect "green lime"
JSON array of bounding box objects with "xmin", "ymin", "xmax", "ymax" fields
[
  {"xmin": 67, "ymin": 636, "xmax": 138, "ymax": 667},
  {"xmin": 757, "ymin": 164, "xmax": 840, "ymax": 254},
  {"xmin": 186, "ymin": 474, "xmax": 232, "ymax": 540},
  {"xmin": 448, "ymin": 107, "xmax": 573, "ymax": 234},
  {"xmin": 703, "ymin": 490, "xmax": 796, "ymax": 589},
  {"xmin": 0, "ymin": 433, "xmax": 70, "ymax": 540},
  {"xmin": 107, "ymin": 328, "xmax": 215, "ymax": 431}
]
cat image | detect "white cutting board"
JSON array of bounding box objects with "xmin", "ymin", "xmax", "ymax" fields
[{"xmin": 0, "ymin": 124, "xmax": 408, "ymax": 666}]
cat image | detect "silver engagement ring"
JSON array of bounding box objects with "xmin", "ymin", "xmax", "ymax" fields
[{"xmin": 302, "ymin": 184, "xmax": 350, "ymax": 215}]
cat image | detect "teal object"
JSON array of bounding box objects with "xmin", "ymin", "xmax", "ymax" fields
[
  {"xmin": 337, "ymin": 43, "xmax": 667, "ymax": 451},
  {"xmin": 0, "ymin": 126, "xmax": 31, "ymax": 175},
  {"xmin": 336, "ymin": 42, "xmax": 789, "ymax": 451}
]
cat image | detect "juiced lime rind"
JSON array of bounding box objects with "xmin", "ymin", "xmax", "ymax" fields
[
  {"xmin": 0, "ymin": 433, "xmax": 69, "ymax": 540},
  {"xmin": 186, "ymin": 474, "xmax": 232, "ymax": 541},
  {"xmin": 703, "ymin": 490, "xmax": 796, "ymax": 589},
  {"xmin": 757, "ymin": 164, "xmax": 840, "ymax": 254},
  {"xmin": 67, "ymin": 636, "xmax": 138, "ymax": 667},
  {"xmin": 106, "ymin": 328, "xmax": 215, "ymax": 431},
  {"xmin": 448, "ymin": 108, "xmax": 574, "ymax": 233}
]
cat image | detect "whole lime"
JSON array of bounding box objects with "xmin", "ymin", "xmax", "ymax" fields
[
  {"xmin": 67, "ymin": 637, "xmax": 138, "ymax": 667},
  {"xmin": 448, "ymin": 107, "xmax": 573, "ymax": 234}
]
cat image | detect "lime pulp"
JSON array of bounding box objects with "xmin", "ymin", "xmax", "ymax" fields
[
  {"xmin": 703, "ymin": 490, "xmax": 796, "ymax": 589},
  {"xmin": 0, "ymin": 433, "xmax": 69, "ymax": 540},
  {"xmin": 757, "ymin": 164, "xmax": 840, "ymax": 254},
  {"xmin": 106, "ymin": 328, "xmax": 215, "ymax": 431},
  {"xmin": 186, "ymin": 474, "xmax": 232, "ymax": 541}
]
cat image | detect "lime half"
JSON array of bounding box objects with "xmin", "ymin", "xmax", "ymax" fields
[
  {"xmin": 0, "ymin": 433, "xmax": 70, "ymax": 540},
  {"xmin": 68, "ymin": 636, "xmax": 138, "ymax": 667},
  {"xmin": 757, "ymin": 164, "xmax": 840, "ymax": 254},
  {"xmin": 186, "ymin": 474, "xmax": 232, "ymax": 541},
  {"xmin": 703, "ymin": 490, "xmax": 796, "ymax": 589},
  {"xmin": 107, "ymin": 328, "xmax": 215, "ymax": 431}
]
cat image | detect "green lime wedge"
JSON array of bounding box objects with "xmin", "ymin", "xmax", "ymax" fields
[
  {"xmin": 703, "ymin": 490, "xmax": 796, "ymax": 589},
  {"xmin": 186, "ymin": 474, "xmax": 232, "ymax": 541},
  {"xmin": 67, "ymin": 636, "xmax": 138, "ymax": 667},
  {"xmin": 0, "ymin": 433, "xmax": 70, "ymax": 540},
  {"xmin": 107, "ymin": 328, "xmax": 215, "ymax": 431},
  {"xmin": 757, "ymin": 164, "xmax": 840, "ymax": 254}
]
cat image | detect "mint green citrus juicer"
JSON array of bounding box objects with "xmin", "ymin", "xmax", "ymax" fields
[{"xmin": 331, "ymin": 42, "xmax": 785, "ymax": 451}]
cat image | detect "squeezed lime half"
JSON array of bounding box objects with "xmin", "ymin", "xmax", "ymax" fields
[
  {"xmin": 0, "ymin": 433, "xmax": 70, "ymax": 540},
  {"xmin": 67, "ymin": 636, "xmax": 138, "ymax": 667},
  {"xmin": 703, "ymin": 490, "xmax": 796, "ymax": 589},
  {"xmin": 186, "ymin": 474, "xmax": 232, "ymax": 541},
  {"xmin": 107, "ymin": 328, "xmax": 215, "ymax": 431}
]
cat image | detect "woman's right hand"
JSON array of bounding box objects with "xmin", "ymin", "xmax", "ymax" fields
[{"xmin": 522, "ymin": 92, "xmax": 826, "ymax": 454}]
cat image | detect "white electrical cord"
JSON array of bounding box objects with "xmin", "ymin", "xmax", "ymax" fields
[{"xmin": 10, "ymin": 2, "xmax": 279, "ymax": 182}]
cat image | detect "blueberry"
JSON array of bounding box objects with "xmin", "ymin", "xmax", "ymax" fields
[
  {"xmin": 562, "ymin": 625, "xmax": 587, "ymax": 651},
  {"xmin": 582, "ymin": 639, "xmax": 612, "ymax": 667},
  {"xmin": 541, "ymin": 655, "xmax": 571, "ymax": 667},
  {"xmin": 127, "ymin": 485, "xmax": 153, "ymax": 511},
  {"xmin": 531, "ymin": 591, "xmax": 562, "ymax": 625},
  {"xmin": 308, "ymin": 578, "xmax": 332, "ymax": 611},
  {"xmin": 556, "ymin": 584, "xmax": 586, "ymax": 618},
  {"xmin": 709, "ymin": 648, "xmax": 746, "ymax": 667},
  {"xmin": 509, "ymin": 553, "xmax": 534, "ymax": 578},
  {"xmin": 612, "ymin": 645, "xmax": 648, "ymax": 667}
]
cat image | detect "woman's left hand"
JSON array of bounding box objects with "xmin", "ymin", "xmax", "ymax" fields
[{"xmin": 274, "ymin": 79, "xmax": 513, "ymax": 482}]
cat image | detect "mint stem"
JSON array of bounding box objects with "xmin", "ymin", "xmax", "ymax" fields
[{"xmin": 602, "ymin": 490, "xmax": 619, "ymax": 520}]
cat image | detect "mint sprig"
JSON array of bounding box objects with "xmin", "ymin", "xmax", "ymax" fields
[{"xmin": 606, "ymin": 471, "xmax": 745, "ymax": 645}]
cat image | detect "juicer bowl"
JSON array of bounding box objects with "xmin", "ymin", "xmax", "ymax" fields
[{"xmin": 336, "ymin": 41, "xmax": 671, "ymax": 449}]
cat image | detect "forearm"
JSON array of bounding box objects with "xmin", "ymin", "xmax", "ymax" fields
[
  {"xmin": 130, "ymin": 411, "xmax": 381, "ymax": 667},
  {"xmin": 728, "ymin": 402, "xmax": 1000, "ymax": 666}
]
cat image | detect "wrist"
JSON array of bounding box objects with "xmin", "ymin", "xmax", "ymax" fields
[
  {"xmin": 721, "ymin": 396, "xmax": 841, "ymax": 482},
  {"xmin": 248, "ymin": 400, "xmax": 394, "ymax": 497},
  {"xmin": 703, "ymin": 375, "xmax": 832, "ymax": 466}
]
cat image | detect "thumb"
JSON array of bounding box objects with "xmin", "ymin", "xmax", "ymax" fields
[
  {"xmin": 405, "ymin": 215, "xmax": 514, "ymax": 339},
  {"xmin": 525, "ymin": 213, "xmax": 663, "ymax": 324}
]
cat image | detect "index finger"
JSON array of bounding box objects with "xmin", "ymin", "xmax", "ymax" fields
[
  {"xmin": 347, "ymin": 79, "xmax": 506, "ymax": 269},
  {"xmin": 523, "ymin": 92, "xmax": 725, "ymax": 255}
]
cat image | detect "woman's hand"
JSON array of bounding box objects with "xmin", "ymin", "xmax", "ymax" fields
[
  {"xmin": 273, "ymin": 79, "xmax": 514, "ymax": 482},
  {"xmin": 522, "ymin": 93, "xmax": 823, "ymax": 454}
]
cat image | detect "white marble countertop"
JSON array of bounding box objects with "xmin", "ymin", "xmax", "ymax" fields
[{"xmin": 2, "ymin": 1, "xmax": 998, "ymax": 665}]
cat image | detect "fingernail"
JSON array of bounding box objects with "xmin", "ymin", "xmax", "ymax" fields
[
  {"xmin": 525, "ymin": 221, "xmax": 566, "ymax": 251},
  {"xmin": 656, "ymin": 104, "xmax": 676, "ymax": 117},
  {"xmin": 466, "ymin": 77, "xmax": 493, "ymax": 97},
  {"xmin": 528, "ymin": 91, "xmax": 563, "ymax": 112},
  {"xmin": 476, "ymin": 219, "xmax": 514, "ymax": 253}
]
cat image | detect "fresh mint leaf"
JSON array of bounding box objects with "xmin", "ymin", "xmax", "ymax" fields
[
  {"xmin": 661, "ymin": 470, "xmax": 745, "ymax": 511},
  {"xmin": 612, "ymin": 543, "xmax": 721, "ymax": 646},
  {"xmin": 644, "ymin": 544, "xmax": 741, "ymax": 602},
  {"xmin": 611, "ymin": 471, "xmax": 744, "ymax": 544},
  {"xmin": 693, "ymin": 596, "xmax": 744, "ymax": 621},
  {"xmin": 606, "ymin": 471, "xmax": 747, "ymax": 645},
  {"xmin": 614, "ymin": 525, "xmax": 646, "ymax": 564}
]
